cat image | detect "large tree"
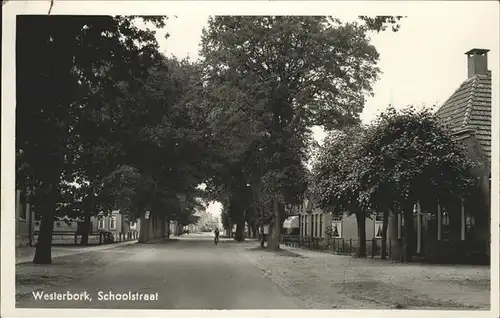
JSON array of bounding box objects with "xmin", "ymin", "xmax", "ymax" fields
[
  {"xmin": 200, "ymin": 16, "xmax": 403, "ymax": 250},
  {"xmin": 94, "ymin": 56, "xmax": 213, "ymax": 243},
  {"xmin": 358, "ymin": 106, "xmax": 477, "ymax": 262},
  {"xmin": 311, "ymin": 125, "xmax": 373, "ymax": 257},
  {"xmin": 16, "ymin": 15, "xmax": 169, "ymax": 264}
]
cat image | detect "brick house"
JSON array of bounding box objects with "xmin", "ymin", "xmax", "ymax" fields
[{"xmin": 417, "ymin": 48, "xmax": 492, "ymax": 261}]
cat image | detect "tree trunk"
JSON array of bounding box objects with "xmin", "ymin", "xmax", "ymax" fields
[
  {"xmin": 381, "ymin": 209, "xmax": 390, "ymax": 259},
  {"xmin": 80, "ymin": 212, "xmax": 92, "ymax": 246},
  {"xmin": 33, "ymin": 184, "xmax": 59, "ymax": 264},
  {"xmin": 402, "ymin": 206, "xmax": 415, "ymax": 262},
  {"xmin": 260, "ymin": 225, "xmax": 266, "ymax": 248},
  {"xmin": 389, "ymin": 212, "xmax": 401, "ymax": 261},
  {"xmin": 235, "ymin": 219, "xmax": 245, "ymax": 242},
  {"xmin": 138, "ymin": 213, "xmax": 153, "ymax": 243},
  {"xmin": 166, "ymin": 217, "xmax": 170, "ymax": 238},
  {"xmin": 138, "ymin": 216, "xmax": 147, "ymax": 243},
  {"xmin": 268, "ymin": 199, "xmax": 281, "ymax": 251},
  {"xmin": 251, "ymin": 224, "xmax": 257, "ymax": 239},
  {"xmin": 355, "ymin": 212, "xmax": 367, "ymax": 257}
]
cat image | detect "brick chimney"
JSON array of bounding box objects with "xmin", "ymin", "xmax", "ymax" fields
[{"xmin": 465, "ymin": 48, "xmax": 489, "ymax": 78}]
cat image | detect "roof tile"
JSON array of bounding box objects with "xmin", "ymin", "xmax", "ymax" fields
[{"xmin": 435, "ymin": 73, "xmax": 491, "ymax": 161}]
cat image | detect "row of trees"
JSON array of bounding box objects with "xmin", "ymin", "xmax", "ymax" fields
[
  {"xmin": 311, "ymin": 106, "xmax": 479, "ymax": 262},
  {"xmin": 16, "ymin": 15, "xmax": 405, "ymax": 264},
  {"xmin": 16, "ymin": 16, "xmax": 209, "ymax": 264}
]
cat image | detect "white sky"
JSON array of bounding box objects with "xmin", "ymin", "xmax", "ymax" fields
[{"xmin": 154, "ymin": 9, "xmax": 499, "ymax": 218}]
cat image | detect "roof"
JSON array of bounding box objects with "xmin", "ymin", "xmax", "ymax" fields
[
  {"xmin": 435, "ymin": 72, "xmax": 492, "ymax": 162},
  {"xmin": 465, "ymin": 48, "xmax": 490, "ymax": 55}
]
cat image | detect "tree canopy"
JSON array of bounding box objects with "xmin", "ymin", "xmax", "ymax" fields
[
  {"xmin": 198, "ymin": 16, "xmax": 402, "ymax": 246},
  {"xmin": 16, "ymin": 14, "xmax": 407, "ymax": 261}
]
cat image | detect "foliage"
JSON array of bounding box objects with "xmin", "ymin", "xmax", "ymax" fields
[
  {"xmin": 16, "ymin": 15, "xmax": 168, "ymax": 209},
  {"xmin": 199, "ymin": 16, "xmax": 399, "ymax": 244},
  {"xmin": 358, "ymin": 16, "xmax": 405, "ymax": 33},
  {"xmin": 15, "ymin": 15, "xmax": 217, "ymax": 262},
  {"xmin": 16, "ymin": 14, "xmax": 406, "ymax": 259},
  {"xmin": 359, "ymin": 106, "xmax": 477, "ymax": 212},
  {"xmin": 311, "ymin": 125, "xmax": 370, "ymax": 217},
  {"xmin": 314, "ymin": 105, "xmax": 477, "ymax": 213}
]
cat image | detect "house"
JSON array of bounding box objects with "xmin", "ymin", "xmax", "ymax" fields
[
  {"xmin": 296, "ymin": 195, "xmax": 389, "ymax": 249},
  {"xmin": 95, "ymin": 211, "xmax": 138, "ymax": 241},
  {"xmin": 294, "ymin": 49, "xmax": 491, "ymax": 262},
  {"xmin": 420, "ymin": 48, "xmax": 492, "ymax": 262}
]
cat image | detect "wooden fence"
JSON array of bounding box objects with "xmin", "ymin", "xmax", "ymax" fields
[
  {"xmin": 280, "ymin": 235, "xmax": 389, "ymax": 258},
  {"xmin": 33, "ymin": 230, "xmax": 139, "ymax": 246}
]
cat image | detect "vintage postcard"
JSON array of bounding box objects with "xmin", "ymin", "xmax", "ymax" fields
[{"xmin": 1, "ymin": 1, "xmax": 499, "ymax": 318}]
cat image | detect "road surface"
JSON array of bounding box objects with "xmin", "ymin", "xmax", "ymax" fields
[{"xmin": 16, "ymin": 233, "xmax": 301, "ymax": 309}]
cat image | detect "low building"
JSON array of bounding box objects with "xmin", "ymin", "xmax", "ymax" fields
[
  {"xmin": 296, "ymin": 197, "xmax": 389, "ymax": 248},
  {"xmin": 423, "ymin": 48, "xmax": 491, "ymax": 262},
  {"xmin": 95, "ymin": 211, "xmax": 138, "ymax": 241}
]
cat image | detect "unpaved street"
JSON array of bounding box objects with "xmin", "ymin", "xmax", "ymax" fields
[
  {"xmin": 16, "ymin": 233, "xmax": 490, "ymax": 310},
  {"xmin": 16, "ymin": 234, "xmax": 301, "ymax": 309}
]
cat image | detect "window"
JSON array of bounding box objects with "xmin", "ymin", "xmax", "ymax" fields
[
  {"xmin": 331, "ymin": 217, "xmax": 342, "ymax": 238},
  {"xmin": 109, "ymin": 216, "xmax": 117, "ymax": 230},
  {"xmin": 374, "ymin": 212, "xmax": 384, "ymax": 238},
  {"xmin": 98, "ymin": 218, "xmax": 105, "ymax": 230},
  {"xmin": 442, "ymin": 210, "xmax": 451, "ymax": 241},
  {"xmin": 374, "ymin": 221, "xmax": 383, "ymax": 238}
]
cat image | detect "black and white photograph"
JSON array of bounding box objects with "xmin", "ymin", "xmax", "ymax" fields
[{"xmin": 1, "ymin": 1, "xmax": 499, "ymax": 317}]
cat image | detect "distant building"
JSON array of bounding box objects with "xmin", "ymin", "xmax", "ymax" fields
[
  {"xmin": 195, "ymin": 210, "xmax": 218, "ymax": 231},
  {"xmin": 16, "ymin": 190, "xmax": 138, "ymax": 246}
]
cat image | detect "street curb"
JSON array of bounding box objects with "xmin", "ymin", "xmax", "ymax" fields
[{"xmin": 15, "ymin": 240, "xmax": 138, "ymax": 265}]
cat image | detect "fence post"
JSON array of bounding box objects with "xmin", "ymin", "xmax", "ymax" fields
[{"xmin": 371, "ymin": 239, "xmax": 375, "ymax": 258}]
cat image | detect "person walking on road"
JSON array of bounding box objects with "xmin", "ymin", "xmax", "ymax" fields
[{"xmin": 214, "ymin": 228, "xmax": 220, "ymax": 245}]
